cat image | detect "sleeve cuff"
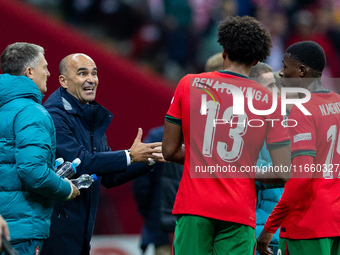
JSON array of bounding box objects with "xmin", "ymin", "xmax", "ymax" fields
[
  {"xmin": 125, "ymin": 150, "xmax": 131, "ymax": 165},
  {"xmin": 264, "ymin": 224, "xmax": 278, "ymax": 234},
  {"xmin": 147, "ymin": 158, "xmax": 156, "ymax": 166},
  {"xmin": 66, "ymin": 182, "xmax": 73, "ymax": 200}
]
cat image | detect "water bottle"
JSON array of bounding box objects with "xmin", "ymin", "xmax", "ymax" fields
[
  {"xmin": 71, "ymin": 174, "xmax": 97, "ymax": 189},
  {"xmin": 56, "ymin": 158, "xmax": 81, "ymax": 179},
  {"xmin": 54, "ymin": 158, "xmax": 64, "ymax": 169}
]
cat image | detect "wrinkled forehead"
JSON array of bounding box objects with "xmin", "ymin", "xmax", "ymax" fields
[
  {"xmin": 258, "ymin": 71, "xmax": 275, "ymax": 86},
  {"xmin": 69, "ymin": 54, "xmax": 96, "ymax": 70},
  {"xmin": 260, "ymin": 72, "xmax": 274, "ymax": 80}
]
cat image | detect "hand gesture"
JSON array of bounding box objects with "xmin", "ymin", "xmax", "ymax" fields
[
  {"xmin": 129, "ymin": 128, "xmax": 163, "ymax": 163},
  {"xmin": 150, "ymin": 146, "xmax": 167, "ymax": 163}
]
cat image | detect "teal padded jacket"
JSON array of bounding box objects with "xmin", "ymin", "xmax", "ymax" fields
[
  {"xmin": 0, "ymin": 74, "xmax": 72, "ymax": 243},
  {"xmin": 255, "ymin": 142, "xmax": 284, "ymax": 255}
]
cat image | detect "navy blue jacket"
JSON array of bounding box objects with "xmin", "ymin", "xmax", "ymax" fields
[
  {"xmin": 134, "ymin": 126, "xmax": 183, "ymax": 246},
  {"xmin": 41, "ymin": 87, "xmax": 152, "ymax": 255},
  {"xmin": 133, "ymin": 126, "xmax": 170, "ymax": 252}
]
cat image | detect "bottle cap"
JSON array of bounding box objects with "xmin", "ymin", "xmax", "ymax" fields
[
  {"xmin": 54, "ymin": 158, "xmax": 64, "ymax": 168},
  {"xmin": 72, "ymin": 158, "xmax": 81, "ymax": 167},
  {"xmin": 55, "ymin": 158, "xmax": 64, "ymax": 164},
  {"xmin": 92, "ymin": 174, "xmax": 98, "ymax": 181}
]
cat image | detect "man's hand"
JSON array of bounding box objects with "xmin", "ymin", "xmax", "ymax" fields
[
  {"xmin": 65, "ymin": 179, "xmax": 80, "ymax": 200},
  {"xmin": 257, "ymin": 229, "xmax": 274, "ymax": 255},
  {"xmin": 150, "ymin": 146, "xmax": 167, "ymax": 163},
  {"xmin": 0, "ymin": 215, "xmax": 10, "ymax": 251},
  {"xmin": 129, "ymin": 128, "xmax": 163, "ymax": 163}
]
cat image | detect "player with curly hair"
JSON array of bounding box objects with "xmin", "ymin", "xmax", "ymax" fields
[{"xmin": 162, "ymin": 16, "xmax": 291, "ymax": 255}]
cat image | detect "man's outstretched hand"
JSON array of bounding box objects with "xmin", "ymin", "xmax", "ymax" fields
[{"xmin": 129, "ymin": 128, "xmax": 164, "ymax": 163}]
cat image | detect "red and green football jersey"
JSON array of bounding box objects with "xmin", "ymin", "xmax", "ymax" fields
[
  {"xmin": 265, "ymin": 91, "xmax": 340, "ymax": 239},
  {"xmin": 166, "ymin": 71, "xmax": 290, "ymax": 228}
]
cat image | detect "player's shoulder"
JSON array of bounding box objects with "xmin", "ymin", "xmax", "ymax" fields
[
  {"xmin": 177, "ymin": 72, "xmax": 217, "ymax": 89},
  {"xmin": 182, "ymin": 71, "xmax": 221, "ymax": 80},
  {"xmin": 305, "ymin": 91, "xmax": 338, "ymax": 108}
]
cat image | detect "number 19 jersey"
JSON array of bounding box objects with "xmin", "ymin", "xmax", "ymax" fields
[{"xmin": 166, "ymin": 71, "xmax": 290, "ymax": 228}]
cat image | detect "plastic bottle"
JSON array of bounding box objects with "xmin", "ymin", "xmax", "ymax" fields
[
  {"xmin": 56, "ymin": 158, "xmax": 81, "ymax": 179},
  {"xmin": 71, "ymin": 174, "xmax": 97, "ymax": 189},
  {"xmin": 54, "ymin": 158, "xmax": 64, "ymax": 169}
]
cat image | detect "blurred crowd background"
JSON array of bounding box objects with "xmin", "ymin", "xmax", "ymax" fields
[{"xmin": 21, "ymin": 0, "xmax": 340, "ymax": 87}]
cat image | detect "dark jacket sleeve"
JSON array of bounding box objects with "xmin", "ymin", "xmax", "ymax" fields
[
  {"xmin": 100, "ymin": 126, "xmax": 166, "ymax": 188},
  {"xmin": 50, "ymin": 111, "xmax": 128, "ymax": 176},
  {"xmin": 101, "ymin": 162, "xmax": 153, "ymax": 188},
  {"xmin": 160, "ymin": 162, "xmax": 183, "ymax": 233}
]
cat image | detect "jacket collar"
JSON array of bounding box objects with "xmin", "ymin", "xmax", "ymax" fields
[
  {"xmin": 44, "ymin": 87, "xmax": 113, "ymax": 121},
  {"xmin": 60, "ymin": 87, "xmax": 105, "ymax": 117},
  {"xmin": 0, "ymin": 74, "xmax": 43, "ymax": 107}
]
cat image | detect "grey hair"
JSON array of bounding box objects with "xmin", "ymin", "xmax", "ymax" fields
[
  {"xmin": 0, "ymin": 42, "xmax": 44, "ymax": 75},
  {"xmin": 205, "ymin": 52, "xmax": 224, "ymax": 72},
  {"xmin": 249, "ymin": 62, "xmax": 273, "ymax": 78}
]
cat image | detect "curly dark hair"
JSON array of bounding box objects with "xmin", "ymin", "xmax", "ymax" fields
[{"xmin": 218, "ymin": 16, "xmax": 272, "ymax": 66}]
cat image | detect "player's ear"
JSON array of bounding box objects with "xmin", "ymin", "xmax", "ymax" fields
[
  {"xmin": 299, "ymin": 65, "xmax": 308, "ymax": 78},
  {"xmin": 59, "ymin": 75, "xmax": 67, "ymax": 88},
  {"xmin": 222, "ymin": 49, "xmax": 227, "ymax": 60},
  {"xmin": 24, "ymin": 66, "xmax": 34, "ymax": 80}
]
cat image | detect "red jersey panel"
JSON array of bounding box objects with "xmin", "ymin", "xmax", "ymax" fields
[
  {"xmin": 265, "ymin": 91, "xmax": 340, "ymax": 239},
  {"xmin": 166, "ymin": 71, "xmax": 290, "ymax": 228}
]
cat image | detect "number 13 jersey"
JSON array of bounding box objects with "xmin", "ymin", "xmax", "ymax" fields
[{"xmin": 165, "ymin": 71, "xmax": 290, "ymax": 228}]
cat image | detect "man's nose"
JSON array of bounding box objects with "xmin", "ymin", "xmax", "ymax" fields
[
  {"xmin": 87, "ymin": 75, "xmax": 96, "ymax": 83},
  {"xmin": 279, "ymin": 69, "xmax": 283, "ymax": 77}
]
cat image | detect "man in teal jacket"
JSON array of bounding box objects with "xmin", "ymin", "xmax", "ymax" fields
[
  {"xmin": 0, "ymin": 42, "xmax": 80, "ymax": 254},
  {"xmin": 249, "ymin": 62, "xmax": 284, "ymax": 255}
]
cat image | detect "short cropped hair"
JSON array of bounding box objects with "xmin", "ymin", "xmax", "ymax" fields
[
  {"xmin": 59, "ymin": 55, "xmax": 69, "ymax": 76},
  {"xmin": 286, "ymin": 41, "xmax": 326, "ymax": 77},
  {"xmin": 205, "ymin": 53, "xmax": 224, "ymax": 72},
  {"xmin": 249, "ymin": 62, "xmax": 273, "ymax": 78},
  {"xmin": 217, "ymin": 16, "xmax": 271, "ymax": 66},
  {"xmin": 0, "ymin": 43, "xmax": 44, "ymax": 75}
]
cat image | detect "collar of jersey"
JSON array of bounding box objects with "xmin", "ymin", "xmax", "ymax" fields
[
  {"xmin": 218, "ymin": 70, "xmax": 250, "ymax": 79},
  {"xmin": 312, "ymin": 89, "xmax": 331, "ymax": 93}
]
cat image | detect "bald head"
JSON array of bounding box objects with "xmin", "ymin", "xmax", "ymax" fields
[
  {"xmin": 59, "ymin": 53, "xmax": 98, "ymax": 104},
  {"xmin": 205, "ymin": 53, "xmax": 224, "ymax": 72},
  {"xmin": 59, "ymin": 54, "xmax": 94, "ymax": 76}
]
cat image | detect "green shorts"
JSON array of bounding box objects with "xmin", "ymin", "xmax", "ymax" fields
[
  {"xmin": 278, "ymin": 237, "xmax": 340, "ymax": 255},
  {"xmin": 277, "ymin": 238, "xmax": 288, "ymax": 255},
  {"xmin": 173, "ymin": 215, "xmax": 256, "ymax": 255}
]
